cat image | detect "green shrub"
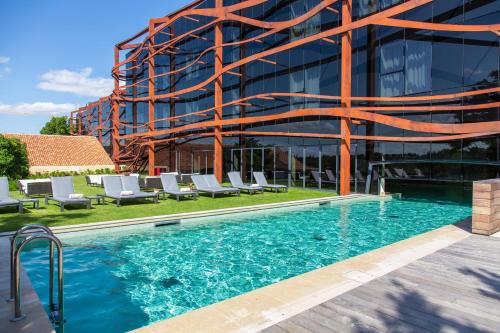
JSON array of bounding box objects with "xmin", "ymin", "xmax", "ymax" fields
[
  {"xmin": 0, "ymin": 135, "xmax": 29, "ymax": 181},
  {"xmin": 28, "ymin": 168, "xmax": 116, "ymax": 179}
]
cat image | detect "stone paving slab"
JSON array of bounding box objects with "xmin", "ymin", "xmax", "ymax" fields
[{"xmin": 0, "ymin": 237, "xmax": 55, "ymax": 333}]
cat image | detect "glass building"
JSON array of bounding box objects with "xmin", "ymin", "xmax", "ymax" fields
[{"xmin": 71, "ymin": 0, "xmax": 500, "ymax": 196}]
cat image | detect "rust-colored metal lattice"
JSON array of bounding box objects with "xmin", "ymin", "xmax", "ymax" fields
[{"xmin": 70, "ymin": 0, "xmax": 500, "ymax": 195}]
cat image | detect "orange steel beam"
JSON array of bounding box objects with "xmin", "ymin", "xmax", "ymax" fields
[
  {"xmin": 227, "ymin": 70, "xmax": 242, "ymax": 76},
  {"xmin": 326, "ymin": 6, "xmax": 339, "ymax": 14},
  {"xmin": 78, "ymin": 109, "xmax": 83, "ymax": 135},
  {"xmin": 112, "ymin": 47, "xmax": 121, "ymax": 171},
  {"xmin": 375, "ymin": 18, "xmax": 500, "ymax": 33},
  {"xmin": 98, "ymin": 102, "xmax": 103, "ymax": 142},
  {"xmin": 109, "ymin": 85, "xmax": 500, "ymax": 133},
  {"xmin": 148, "ymin": 21, "xmax": 156, "ymax": 176},
  {"xmin": 340, "ymin": 0, "xmax": 352, "ymax": 196},
  {"xmin": 118, "ymin": 107, "xmax": 500, "ymax": 141},
  {"xmin": 221, "ymin": 131, "xmax": 500, "ymax": 143},
  {"xmin": 213, "ymin": 0, "xmax": 223, "ymax": 182},
  {"xmin": 256, "ymin": 58, "xmax": 277, "ymax": 65},
  {"xmin": 321, "ymin": 37, "xmax": 338, "ymax": 44},
  {"xmin": 170, "ymin": 26, "xmax": 177, "ymax": 171}
]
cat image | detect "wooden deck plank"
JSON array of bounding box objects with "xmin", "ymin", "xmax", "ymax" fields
[{"xmin": 260, "ymin": 235, "xmax": 500, "ymax": 333}]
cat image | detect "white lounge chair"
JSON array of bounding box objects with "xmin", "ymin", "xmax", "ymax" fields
[
  {"xmin": 46, "ymin": 176, "xmax": 91, "ymax": 212},
  {"xmin": 0, "ymin": 177, "xmax": 23, "ymax": 213},
  {"xmin": 102, "ymin": 176, "xmax": 158, "ymax": 206},
  {"xmin": 191, "ymin": 175, "xmax": 240, "ymax": 198},
  {"xmin": 227, "ymin": 171, "xmax": 263, "ymax": 194},
  {"xmin": 253, "ymin": 172, "xmax": 288, "ymax": 192},
  {"xmin": 160, "ymin": 173, "xmax": 197, "ymax": 201}
]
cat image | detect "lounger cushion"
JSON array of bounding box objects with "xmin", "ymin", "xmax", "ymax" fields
[
  {"xmin": 238, "ymin": 185, "xmax": 263, "ymax": 191},
  {"xmin": 52, "ymin": 197, "xmax": 89, "ymax": 204},
  {"xmin": 164, "ymin": 190, "xmax": 195, "ymax": 196},
  {"xmin": 120, "ymin": 190, "xmax": 134, "ymax": 196}
]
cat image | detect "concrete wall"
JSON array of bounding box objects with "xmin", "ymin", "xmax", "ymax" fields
[
  {"xmin": 472, "ymin": 179, "xmax": 500, "ymax": 236},
  {"xmin": 29, "ymin": 165, "xmax": 115, "ymax": 174}
]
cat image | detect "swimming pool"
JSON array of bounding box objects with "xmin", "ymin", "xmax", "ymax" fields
[{"xmin": 21, "ymin": 197, "xmax": 471, "ymax": 333}]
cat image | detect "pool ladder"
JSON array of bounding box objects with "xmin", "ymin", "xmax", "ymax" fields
[{"xmin": 6, "ymin": 224, "xmax": 65, "ymax": 333}]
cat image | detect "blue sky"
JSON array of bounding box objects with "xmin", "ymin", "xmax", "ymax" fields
[{"xmin": 0, "ymin": 0, "xmax": 191, "ymax": 134}]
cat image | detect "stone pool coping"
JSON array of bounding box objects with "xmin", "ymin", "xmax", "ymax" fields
[
  {"xmin": 0, "ymin": 194, "xmax": 367, "ymax": 237},
  {"xmin": 130, "ymin": 219, "xmax": 473, "ymax": 333}
]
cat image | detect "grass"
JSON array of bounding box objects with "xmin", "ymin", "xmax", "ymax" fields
[{"xmin": 0, "ymin": 176, "xmax": 335, "ymax": 232}]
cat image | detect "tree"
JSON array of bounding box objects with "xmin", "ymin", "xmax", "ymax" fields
[
  {"xmin": 0, "ymin": 135, "xmax": 29, "ymax": 180},
  {"xmin": 40, "ymin": 116, "xmax": 70, "ymax": 135}
]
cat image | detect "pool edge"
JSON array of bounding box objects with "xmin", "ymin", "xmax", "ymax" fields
[
  {"xmin": 129, "ymin": 218, "xmax": 472, "ymax": 333},
  {"xmin": 0, "ymin": 194, "xmax": 373, "ymax": 237}
]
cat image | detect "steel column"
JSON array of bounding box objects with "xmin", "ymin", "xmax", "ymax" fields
[
  {"xmin": 340, "ymin": 0, "xmax": 352, "ymax": 196},
  {"xmin": 112, "ymin": 46, "xmax": 121, "ymax": 172},
  {"xmin": 213, "ymin": 0, "xmax": 224, "ymax": 182},
  {"xmin": 148, "ymin": 21, "xmax": 156, "ymax": 176}
]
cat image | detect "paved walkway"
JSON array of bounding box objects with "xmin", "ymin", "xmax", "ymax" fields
[
  {"xmin": 261, "ymin": 235, "xmax": 500, "ymax": 333},
  {"xmin": 0, "ymin": 237, "xmax": 54, "ymax": 333}
]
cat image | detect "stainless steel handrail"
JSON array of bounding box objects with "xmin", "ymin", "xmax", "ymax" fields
[
  {"xmin": 9, "ymin": 233, "xmax": 64, "ymax": 333},
  {"xmin": 7, "ymin": 224, "xmax": 54, "ymax": 304}
]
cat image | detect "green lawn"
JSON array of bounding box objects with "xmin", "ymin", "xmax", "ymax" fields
[{"xmin": 0, "ymin": 176, "xmax": 335, "ymax": 232}]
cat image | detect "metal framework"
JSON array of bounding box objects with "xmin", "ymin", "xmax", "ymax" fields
[{"xmin": 70, "ymin": 0, "xmax": 500, "ymax": 195}]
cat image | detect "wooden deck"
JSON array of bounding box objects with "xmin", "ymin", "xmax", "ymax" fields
[{"xmin": 261, "ymin": 235, "xmax": 500, "ymax": 333}]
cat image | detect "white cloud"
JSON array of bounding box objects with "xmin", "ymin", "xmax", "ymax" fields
[
  {"xmin": 37, "ymin": 67, "xmax": 113, "ymax": 97},
  {"xmin": 0, "ymin": 56, "xmax": 11, "ymax": 78},
  {"xmin": 0, "ymin": 102, "xmax": 77, "ymax": 116}
]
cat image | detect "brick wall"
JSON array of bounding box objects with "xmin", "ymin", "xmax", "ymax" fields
[{"xmin": 472, "ymin": 179, "xmax": 500, "ymax": 236}]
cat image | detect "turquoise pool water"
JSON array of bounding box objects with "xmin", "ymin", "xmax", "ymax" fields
[{"xmin": 22, "ymin": 197, "xmax": 471, "ymax": 333}]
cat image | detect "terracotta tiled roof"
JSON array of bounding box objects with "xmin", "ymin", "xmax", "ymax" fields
[{"xmin": 3, "ymin": 134, "xmax": 114, "ymax": 167}]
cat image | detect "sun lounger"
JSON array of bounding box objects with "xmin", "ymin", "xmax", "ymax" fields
[
  {"xmin": 191, "ymin": 175, "xmax": 240, "ymax": 198},
  {"xmin": 325, "ymin": 169, "xmax": 337, "ymax": 183},
  {"xmin": 311, "ymin": 171, "xmax": 335, "ymax": 185},
  {"xmin": 86, "ymin": 175, "xmax": 107, "ymax": 187},
  {"xmin": 160, "ymin": 173, "xmax": 197, "ymax": 201},
  {"xmin": 0, "ymin": 177, "xmax": 23, "ymax": 213},
  {"xmin": 355, "ymin": 170, "xmax": 366, "ymax": 182},
  {"xmin": 414, "ymin": 168, "xmax": 426, "ymax": 178},
  {"xmin": 204, "ymin": 175, "xmax": 240, "ymax": 196},
  {"xmin": 144, "ymin": 176, "xmax": 163, "ymax": 190},
  {"xmin": 46, "ymin": 176, "xmax": 91, "ymax": 212},
  {"xmin": 18, "ymin": 179, "xmax": 52, "ymax": 197},
  {"xmin": 393, "ymin": 168, "xmax": 410, "ymax": 179},
  {"xmin": 253, "ymin": 172, "xmax": 288, "ymax": 192},
  {"xmin": 102, "ymin": 176, "xmax": 158, "ymax": 206},
  {"xmin": 227, "ymin": 171, "xmax": 263, "ymax": 194},
  {"xmin": 384, "ymin": 168, "xmax": 396, "ymax": 178}
]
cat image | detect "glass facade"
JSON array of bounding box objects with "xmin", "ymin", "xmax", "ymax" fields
[{"xmin": 71, "ymin": 0, "xmax": 500, "ymax": 193}]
